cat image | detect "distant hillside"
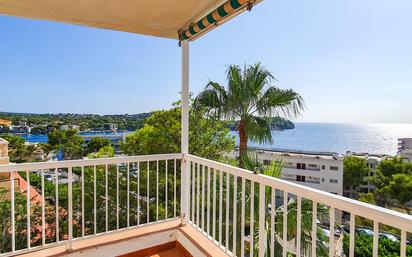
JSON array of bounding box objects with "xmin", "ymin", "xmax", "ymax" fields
[
  {"xmin": 227, "ymin": 117, "xmax": 294, "ymax": 131},
  {"xmin": 0, "ymin": 112, "xmax": 152, "ymax": 133}
]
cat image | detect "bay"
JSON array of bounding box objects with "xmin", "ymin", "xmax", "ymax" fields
[{"xmin": 17, "ymin": 123, "xmax": 412, "ymax": 156}]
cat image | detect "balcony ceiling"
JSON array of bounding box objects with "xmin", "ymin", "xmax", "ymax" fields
[{"xmin": 0, "ymin": 0, "xmax": 230, "ymax": 39}]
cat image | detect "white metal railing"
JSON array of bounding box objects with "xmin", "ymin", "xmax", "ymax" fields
[
  {"xmin": 186, "ymin": 154, "xmax": 412, "ymax": 257},
  {"xmin": 0, "ymin": 153, "xmax": 181, "ymax": 256},
  {"xmin": 1, "ymin": 153, "xmax": 411, "ymax": 257}
]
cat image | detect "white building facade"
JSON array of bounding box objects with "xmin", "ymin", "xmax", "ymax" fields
[{"xmin": 232, "ymin": 148, "xmax": 344, "ymax": 195}]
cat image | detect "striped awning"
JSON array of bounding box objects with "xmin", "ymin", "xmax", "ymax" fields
[
  {"xmin": 179, "ymin": 0, "xmax": 256, "ymax": 41},
  {"xmin": 0, "ymin": 0, "xmax": 261, "ymax": 41}
]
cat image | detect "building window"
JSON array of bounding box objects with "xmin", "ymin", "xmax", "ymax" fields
[
  {"xmin": 330, "ymin": 166, "xmax": 339, "ymax": 171},
  {"xmin": 263, "ymin": 159, "xmax": 271, "ymax": 166},
  {"xmin": 297, "ymin": 175, "xmax": 306, "ymax": 182},
  {"xmin": 322, "ymin": 165, "xmax": 325, "ymax": 170},
  {"xmin": 308, "ymin": 164, "xmax": 317, "ymax": 168},
  {"xmin": 297, "ymin": 163, "xmax": 306, "ymax": 170},
  {"xmin": 369, "ymin": 172, "xmax": 374, "ymax": 177},
  {"xmin": 322, "ymin": 178, "xmax": 325, "ymax": 182},
  {"xmin": 329, "ymin": 179, "xmax": 338, "ymax": 183}
]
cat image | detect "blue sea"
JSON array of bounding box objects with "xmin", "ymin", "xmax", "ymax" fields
[
  {"xmin": 20, "ymin": 131, "xmax": 131, "ymax": 144},
  {"xmin": 18, "ymin": 123, "xmax": 412, "ymax": 156},
  {"xmin": 230, "ymin": 122, "xmax": 412, "ymax": 156}
]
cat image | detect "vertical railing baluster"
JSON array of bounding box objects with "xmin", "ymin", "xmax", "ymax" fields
[
  {"xmin": 185, "ymin": 159, "xmax": 190, "ymax": 223},
  {"xmin": 127, "ymin": 162, "xmax": 130, "ymax": 228},
  {"xmin": 372, "ymin": 221, "xmax": 379, "ymax": 257},
  {"xmin": 312, "ymin": 201, "xmax": 317, "ymax": 257},
  {"xmin": 201, "ymin": 164, "xmax": 205, "ymax": 231},
  {"xmin": 213, "ymin": 168, "xmax": 217, "ymax": 239},
  {"xmin": 349, "ymin": 213, "xmax": 355, "ymax": 257},
  {"xmin": 233, "ymin": 175, "xmax": 237, "ymax": 255},
  {"xmin": 197, "ymin": 163, "xmax": 200, "ymax": 227},
  {"xmin": 55, "ymin": 168, "xmax": 60, "ymax": 242},
  {"xmin": 81, "ymin": 166, "xmax": 84, "ymax": 237},
  {"xmin": 207, "ymin": 166, "xmax": 211, "ymax": 235},
  {"xmin": 137, "ymin": 162, "xmax": 140, "ymax": 226},
  {"xmin": 400, "ymin": 230, "xmax": 407, "ymax": 257},
  {"xmin": 329, "ymin": 207, "xmax": 335, "ymax": 257},
  {"xmin": 156, "ymin": 160, "xmax": 159, "ymax": 222},
  {"xmin": 270, "ymin": 187, "xmax": 275, "ymax": 257},
  {"xmin": 94, "ymin": 165, "xmax": 97, "ymax": 234},
  {"xmin": 146, "ymin": 161, "xmax": 150, "ymax": 223},
  {"xmin": 282, "ymin": 191, "xmax": 288, "ymax": 257},
  {"xmin": 105, "ymin": 164, "xmax": 108, "ymax": 232},
  {"xmin": 173, "ymin": 159, "xmax": 177, "ymax": 218},
  {"xmin": 219, "ymin": 170, "xmax": 223, "ymax": 245},
  {"xmin": 225, "ymin": 173, "xmax": 230, "ymax": 250},
  {"xmin": 26, "ymin": 170, "xmax": 31, "ymax": 249},
  {"xmin": 165, "ymin": 160, "xmax": 168, "ymax": 219},
  {"xmin": 250, "ymin": 181, "xmax": 254, "ymax": 257},
  {"xmin": 147, "ymin": 161, "xmax": 150, "ymax": 224},
  {"xmin": 116, "ymin": 164, "xmax": 119, "ymax": 229},
  {"xmin": 296, "ymin": 195, "xmax": 302, "ymax": 257},
  {"xmin": 259, "ymin": 183, "xmax": 265, "ymax": 257},
  {"xmin": 55, "ymin": 168, "xmax": 59, "ymax": 242},
  {"xmin": 41, "ymin": 169, "xmax": 45, "ymax": 246},
  {"xmin": 68, "ymin": 167, "xmax": 73, "ymax": 249},
  {"xmin": 191, "ymin": 161, "xmax": 195, "ymax": 223},
  {"xmin": 241, "ymin": 178, "xmax": 245, "ymax": 257},
  {"xmin": 11, "ymin": 171, "xmax": 15, "ymax": 252}
]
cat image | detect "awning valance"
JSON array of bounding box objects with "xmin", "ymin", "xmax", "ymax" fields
[{"xmin": 179, "ymin": 0, "xmax": 256, "ymax": 41}]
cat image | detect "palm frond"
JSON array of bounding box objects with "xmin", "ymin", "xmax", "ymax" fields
[
  {"xmin": 245, "ymin": 116, "xmax": 273, "ymax": 144},
  {"xmin": 257, "ymin": 87, "xmax": 305, "ymax": 119}
]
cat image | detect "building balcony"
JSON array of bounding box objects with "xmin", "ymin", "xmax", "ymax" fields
[{"xmin": 0, "ymin": 153, "xmax": 411, "ymax": 257}]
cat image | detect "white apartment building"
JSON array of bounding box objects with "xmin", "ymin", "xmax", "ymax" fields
[
  {"xmin": 398, "ymin": 138, "xmax": 412, "ymax": 162},
  {"xmin": 232, "ymin": 148, "xmax": 344, "ymax": 195}
]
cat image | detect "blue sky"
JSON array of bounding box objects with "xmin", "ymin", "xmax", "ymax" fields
[{"xmin": 1, "ymin": 0, "xmax": 411, "ymax": 123}]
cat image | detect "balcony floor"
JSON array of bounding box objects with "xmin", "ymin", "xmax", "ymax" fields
[
  {"xmin": 16, "ymin": 220, "xmax": 228, "ymax": 257},
  {"xmin": 123, "ymin": 248, "xmax": 186, "ymax": 257}
]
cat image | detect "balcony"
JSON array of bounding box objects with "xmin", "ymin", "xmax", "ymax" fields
[{"xmin": 0, "ymin": 153, "xmax": 411, "ymax": 257}]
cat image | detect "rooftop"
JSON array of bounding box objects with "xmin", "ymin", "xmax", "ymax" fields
[{"xmin": 239, "ymin": 146, "xmax": 343, "ymax": 160}]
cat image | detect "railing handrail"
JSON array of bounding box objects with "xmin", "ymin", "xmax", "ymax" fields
[
  {"xmin": 0, "ymin": 153, "xmax": 182, "ymax": 172},
  {"xmin": 187, "ymin": 154, "xmax": 412, "ymax": 232}
]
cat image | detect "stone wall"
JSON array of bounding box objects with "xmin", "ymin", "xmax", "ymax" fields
[{"xmin": 0, "ymin": 137, "xmax": 10, "ymax": 180}]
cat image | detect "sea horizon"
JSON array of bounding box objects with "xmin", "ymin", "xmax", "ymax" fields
[{"xmin": 12, "ymin": 122, "xmax": 412, "ymax": 156}]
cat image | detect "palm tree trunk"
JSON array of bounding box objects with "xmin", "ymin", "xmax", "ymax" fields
[{"xmin": 239, "ymin": 119, "xmax": 248, "ymax": 167}]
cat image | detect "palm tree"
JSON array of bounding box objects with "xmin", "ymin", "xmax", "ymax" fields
[{"xmin": 194, "ymin": 63, "xmax": 304, "ymax": 166}]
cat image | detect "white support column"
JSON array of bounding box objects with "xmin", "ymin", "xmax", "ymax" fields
[{"xmin": 181, "ymin": 40, "xmax": 190, "ymax": 223}]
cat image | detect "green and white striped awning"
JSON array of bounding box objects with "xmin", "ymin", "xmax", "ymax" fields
[{"xmin": 179, "ymin": 0, "xmax": 256, "ymax": 41}]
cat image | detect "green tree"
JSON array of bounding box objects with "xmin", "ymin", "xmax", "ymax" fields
[
  {"xmin": 194, "ymin": 63, "xmax": 304, "ymax": 166},
  {"xmin": 343, "ymin": 232, "xmax": 412, "ymax": 257},
  {"xmin": 47, "ymin": 129, "xmax": 84, "ymax": 160},
  {"xmin": 343, "ymin": 156, "xmax": 370, "ymax": 189},
  {"xmin": 373, "ymin": 157, "xmax": 412, "ymax": 209},
  {"xmin": 85, "ymin": 137, "xmax": 112, "ymax": 154},
  {"xmin": 121, "ymin": 104, "xmax": 235, "ymax": 161},
  {"xmin": 0, "ymin": 134, "xmax": 38, "ymax": 163},
  {"xmin": 87, "ymin": 145, "xmax": 115, "ymax": 159},
  {"xmin": 358, "ymin": 192, "xmax": 376, "ymax": 205}
]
